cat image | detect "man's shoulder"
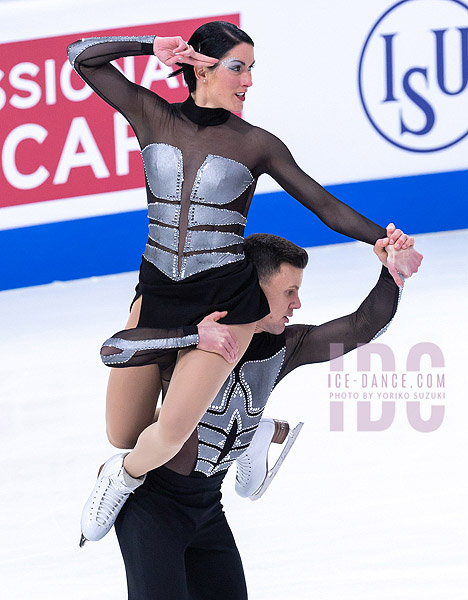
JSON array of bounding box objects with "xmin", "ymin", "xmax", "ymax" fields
[
  {"xmin": 243, "ymin": 331, "xmax": 287, "ymax": 362},
  {"xmin": 285, "ymin": 323, "xmax": 316, "ymax": 339}
]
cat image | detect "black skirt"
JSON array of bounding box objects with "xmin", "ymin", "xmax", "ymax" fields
[{"xmin": 135, "ymin": 256, "xmax": 270, "ymax": 328}]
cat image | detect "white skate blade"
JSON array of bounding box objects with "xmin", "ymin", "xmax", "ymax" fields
[
  {"xmin": 79, "ymin": 534, "xmax": 87, "ymax": 548},
  {"xmin": 249, "ymin": 422, "xmax": 304, "ymax": 501}
]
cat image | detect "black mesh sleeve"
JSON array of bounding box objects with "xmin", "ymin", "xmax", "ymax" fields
[
  {"xmin": 67, "ymin": 36, "xmax": 168, "ymax": 132},
  {"xmin": 278, "ymin": 266, "xmax": 401, "ymax": 382},
  {"xmin": 100, "ymin": 325, "xmax": 199, "ymax": 368},
  {"xmin": 255, "ymin": 127, "xmax": 387, "ymax": 244}
]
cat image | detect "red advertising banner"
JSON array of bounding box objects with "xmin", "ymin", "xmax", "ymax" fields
[{"xmin": 0, "ymin": 14, "xmax": 239, "ymax": 208}]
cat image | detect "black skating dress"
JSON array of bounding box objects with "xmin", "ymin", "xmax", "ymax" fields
[{"xmin": 67, "ymin": 36, "xmax": 387, "ymax": 334}]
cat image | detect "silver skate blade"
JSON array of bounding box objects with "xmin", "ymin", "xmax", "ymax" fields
[
  {"xmin": 250, "ymin": 422, "xmax": 304, "ymax": 501},
  {"xmin": 79, "ymin": 534, "xmax": 87, "ymax": 548}
]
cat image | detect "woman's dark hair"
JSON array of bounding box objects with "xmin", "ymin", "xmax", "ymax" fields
[
  {"xmin": 244, "ymin": 234, "xmax": 309, "ymax": 283},
  {"xmin": 169, "ymin": 21, "xmax": 254, "ymax": 93}
]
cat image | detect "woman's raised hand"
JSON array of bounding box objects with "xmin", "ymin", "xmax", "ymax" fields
[{"xmin": 153, "ymin": 36, "xmax": 218, "ymax": 67}]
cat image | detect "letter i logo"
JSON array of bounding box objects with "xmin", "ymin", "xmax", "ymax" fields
[{"xmin": 358, "ymin": 0, "xmax": 468, "ymax": 152}]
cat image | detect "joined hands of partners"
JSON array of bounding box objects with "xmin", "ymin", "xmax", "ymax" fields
[{"xmin": 375, "ymin": 223, "xmax": 423, "ymax": 287}]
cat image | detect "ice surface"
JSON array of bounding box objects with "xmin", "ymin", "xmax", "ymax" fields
[{"xmin": 1, "ymin": 230, "xmax": 467, "ymax": 599}]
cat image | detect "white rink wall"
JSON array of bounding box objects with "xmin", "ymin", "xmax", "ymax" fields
[
  {"xmin": 1, "ymin": 230, "xmax": 467, "ymax": 598},
  {"xmin": 1, "ymin": 0, "xmax": 466, "ymax": 185},
  {"xmin": 1, "ymin": 0, "xmax": 467, "ymax": 289}
]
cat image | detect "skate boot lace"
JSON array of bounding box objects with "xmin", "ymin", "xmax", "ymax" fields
[
  {"xmin": 236, "ymin": 454, "xmax": 252, "ymax": 485},
  {"xmin": 93, "ymin": 474, "xmax": 131, "ymax": 526}
]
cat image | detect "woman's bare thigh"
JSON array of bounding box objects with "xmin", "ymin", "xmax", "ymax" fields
[
  {"xmin": 106, "ymin": 296, "xmax": 162, "ymax": 449},
  {"xmin": 157, "ymin": 322, "xmax": 256, "ymax": 446}
]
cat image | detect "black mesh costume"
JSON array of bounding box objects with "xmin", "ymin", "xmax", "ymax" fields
[
  {"xmin": 114, "ymin": 266, "xmax": 400, "ymax": 599},
  {"xmin": 105, "ymin": 266, "xmax": 400, "ymax": 477},
  {"xmin": 67, "ymin": 37, "xmax": 401, "ymax": 600},
  {"xmin": 67, "ymin": 36, "xmax": 387, "ymax": 332}
]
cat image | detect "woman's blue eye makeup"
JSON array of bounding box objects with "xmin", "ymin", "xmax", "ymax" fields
[{"xmin": 220, "ymin": 58, "xmax": 255, "ymax": 72}]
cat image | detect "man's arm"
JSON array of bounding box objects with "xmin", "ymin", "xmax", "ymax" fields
[
  {"xmin": 101, "ymin": 311, "xmax": 238, "ymax": 367},
  {"xmin": 279, "ymin": 259, "xmax": 401, "ymax": 381}
]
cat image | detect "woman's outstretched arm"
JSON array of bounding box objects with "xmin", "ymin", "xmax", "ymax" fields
[{"xmin": 256, "ymin": 127, "xmax": 422, "ymax": 280}]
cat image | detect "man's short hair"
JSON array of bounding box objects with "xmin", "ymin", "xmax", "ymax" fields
[{"xmin": 244, "ymin": 233, "xmax": 308, "ymax": 283}]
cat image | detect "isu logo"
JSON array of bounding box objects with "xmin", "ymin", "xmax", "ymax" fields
[{"xmin": 358, "ymin": 0, "xmax": 468, "ymax": 152}]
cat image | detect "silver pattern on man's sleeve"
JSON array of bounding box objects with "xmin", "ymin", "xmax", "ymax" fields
[
  {"xmin": 67, "ymin": 35, "xmax": 156, "ymax": 66},
  {"xmin": 101, "ymin": 332, "xmax": 199, "ymax": 366},
  {"xmin": 370, "ymin": 276, "xmax": 405, "ymax": 341}
]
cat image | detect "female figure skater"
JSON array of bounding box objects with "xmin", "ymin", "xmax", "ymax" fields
[{"xmin": 67, "ymin": 21, "xmax": 419, "ymax": 546}]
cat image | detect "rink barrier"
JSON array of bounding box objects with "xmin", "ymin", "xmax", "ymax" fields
[{"xmin": 1, "ymin": 167, "xmax": 466, "ymax": 290}]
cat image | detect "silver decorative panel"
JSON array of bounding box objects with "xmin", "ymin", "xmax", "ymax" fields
[
  {"xmin": 191, "ymin": 155, "xmax": 254, "ymax": 205},
  {"xmin": 188, "ymin": 204, "xmax": 247, "ymax": 227},
  {"xmin": 194, "ymin": 347, "xmax": 286, "ymax": 476},
  {"xmin": 148, "ymin": 202, "xmax": 181, "ymax": 227},
  {"xmin": 148, "ymin": 223, "xmax": 179, "ymax": 252},
  {"xmin": 141, "ymin": 143, "xmax": 183, "ymax": 201},
  {"xmin": 184, "ymin": 229, "xmax": 243, "ymax": 252},
  {"xmin": 143, "ymin": 244, "xmax": 244, "ymax": 281}
]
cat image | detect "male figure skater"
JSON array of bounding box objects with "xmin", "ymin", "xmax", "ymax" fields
[{"xmin": 96, "ymin": 230, "xmax": 420, "ymax": 599}]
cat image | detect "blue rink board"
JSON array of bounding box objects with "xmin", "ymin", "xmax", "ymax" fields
[{"xmin": 1, "ymin": 168, "xmax": 466, "ymax": 291}]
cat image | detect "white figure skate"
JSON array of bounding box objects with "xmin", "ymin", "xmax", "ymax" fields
[
  {"xmin": 79, "ymin": 453, "xmax": 145, "ymax": 547},
  {"xmin": 235, "ymin": 417, "xmax": 304, "ymax": 501}
]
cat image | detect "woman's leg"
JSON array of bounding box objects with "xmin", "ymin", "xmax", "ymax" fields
[
  {"xmin": 106, "ymin": 296, "xmax": 162, "ymax": 449},
  {"xmin": 123, "ymin": 322, "xmax": 257, "ymax": 478}
]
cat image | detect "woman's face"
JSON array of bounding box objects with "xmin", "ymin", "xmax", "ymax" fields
[{"xmin": 199, "ymin": 42, "xmax": 255, "ymax": 112}]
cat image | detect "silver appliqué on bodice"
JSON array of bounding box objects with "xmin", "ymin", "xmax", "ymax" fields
[
  {"xmin": 141, "ymin": 143, "xmax": 254, "ymax": 280},
  {"xmin": 195, "ymin": 347, "xmax": 286, "ymax": 476}
]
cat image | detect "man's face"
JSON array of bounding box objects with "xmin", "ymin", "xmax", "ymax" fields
[{"xmin": 256, "ymin": 263, "xmax": 303, "ymax": 335}]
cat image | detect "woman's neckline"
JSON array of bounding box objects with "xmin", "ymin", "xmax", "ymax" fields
[{"xmin": 181, "ymin": 94, "xmax": 230, "ymax": 126}]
